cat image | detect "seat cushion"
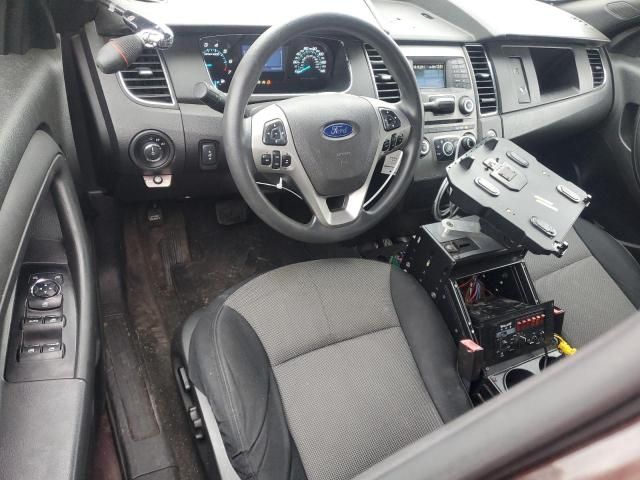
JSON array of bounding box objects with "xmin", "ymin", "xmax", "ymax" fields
[
  {"xmin": 526, "ymin": 219, "xmax": 640, "ymax": 347},
  {"xmin": 188, "ymin": 258, "xmax": 471, "ymax": 480}
]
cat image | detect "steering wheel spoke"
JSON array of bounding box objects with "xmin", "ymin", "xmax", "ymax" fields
[
  {"xmin": 363, "ymin": 98, "xmax": 413, "ymax": 158},
  {"xmin": 250, "ymin": 103, "xmax": 370, "ymax": 226}
]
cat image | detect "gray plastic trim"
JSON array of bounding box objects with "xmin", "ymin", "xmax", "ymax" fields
[{"xmin": 194, "ymin": 387, "xmax": 242, "ymax": 480}]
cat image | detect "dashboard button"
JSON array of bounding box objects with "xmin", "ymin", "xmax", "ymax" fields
[
  {"xmin": 263, "ymin": 120, "xmax": 287, "ymax": 146},
  {"xmin": 200, "ymin": 141, "xmax": 219, "ymax": 169}
]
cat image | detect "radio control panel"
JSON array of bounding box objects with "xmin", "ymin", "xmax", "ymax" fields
[{"xmin": 399, "ymin": 45, "xmax": 480, "ymax": 180}]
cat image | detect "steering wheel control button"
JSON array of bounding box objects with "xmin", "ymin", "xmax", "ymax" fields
[
  {"xmin": 396, "ymin": 134, "xmax": 404, "ymax": 146},
  {"xmin": 474, "ymin": 177, "xmax": 500, "ymax": 197},
  {"xmin": 31, "ymin": 279, "xmax": 61, "ymax": 299},
  {"xmin": 557, "ymin": 184, "xmax": 580, "ymax": 203},
  {"xmin": 530, "ymin": 216, "xmax": 557, "ymax": 237},
  {"xmin": 260, "ymin": 153, "xmax": 272, "ymax": 166},
  {"xmin": 382, "ymin": 139, "xmax": 391, "ymax": 152},
  {"xmin": 379, "ymin": 109, "xmax": 401, "ymax": 131},
  {"xmin": 506, "ymin": 150, "xmax": 529, "ymax": 167},
  {"xmin": 272, "ymin": 151, "xmax": 281, "ymax": 169},
  {"xmin": 263, "ymin": 120, "xmax": 287, "ymax": 146},
  {"xmin": 390, "ymin": 134, "xmax": 398, "ymax": 149},
  {"xmin": 282, "ymin": 154, "xmax": 292, "ymax": 168}
]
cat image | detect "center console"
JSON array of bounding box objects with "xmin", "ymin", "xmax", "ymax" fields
[
  {"xmin": 398, "ymin": 46, "xmax": 479, "ymax": 181},
  {"xmin": 402, "ymin": 137, "xmax": 589, "ymax": 400}
]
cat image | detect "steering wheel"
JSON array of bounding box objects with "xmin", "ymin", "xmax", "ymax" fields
[{"xmin": 223, "ymin": 13, "xmax": 423, "ymax": 243}]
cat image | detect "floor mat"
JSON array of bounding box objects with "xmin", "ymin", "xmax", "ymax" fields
[{"xmin": 122, "ymin": 198, "xmax": 357, "ymax": 479}]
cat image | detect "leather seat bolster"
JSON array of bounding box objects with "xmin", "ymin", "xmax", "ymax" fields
[
  {"xmin": 390, "ymin": 268, "xmax": 472, "ymax": 422},
  {"xmin": 189, "ymin": 301, "xmax": 307, "ymax": 480},
  {"xmin": 574, "ymin": 220, "xmax": 640, "ymax": 308}
]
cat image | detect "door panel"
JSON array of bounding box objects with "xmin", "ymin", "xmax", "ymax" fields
[{"xmin": 0, "ymin": 30, "xmax": 97, "ymax": 480}]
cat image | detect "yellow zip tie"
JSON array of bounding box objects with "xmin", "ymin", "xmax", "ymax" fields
[{"xmin": 555, "ymin": 334, "xmax": 577, "ymax": 356}]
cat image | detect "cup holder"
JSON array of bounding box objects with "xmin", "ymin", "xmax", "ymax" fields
[
  {"xmin": 504, "ymin": 368, "xmax": 535, "ymax": 389},
  {"xmin": 539, "ymin": 355, "xmax": 560, "ymax": 371}
]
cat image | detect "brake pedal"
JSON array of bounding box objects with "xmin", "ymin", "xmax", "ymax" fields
[{"xmin": 216, "ymin": 199, "xmax": 248, "ymax": 225}]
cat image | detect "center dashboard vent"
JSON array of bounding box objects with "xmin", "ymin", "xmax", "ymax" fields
[
  {"xmin": 118, "ymin": 48, "xmax": 174, "ymax": 105},
  {"xmin": 465, "ymin": 45, "xmax": 497, "ymax": 115},
  {"xmin": 587, "ymin": 49, "xmax": 605, "ymax": 88},
  {"xmin": 364, "ymin": 44, "xmax": 400, "ymax": 103}
]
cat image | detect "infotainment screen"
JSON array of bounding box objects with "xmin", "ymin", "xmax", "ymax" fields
[{"xmin": 413, "ymin": 63, "xmax": 445, "ymax": 89}]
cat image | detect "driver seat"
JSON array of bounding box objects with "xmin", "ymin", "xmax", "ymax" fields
[{"xmin": 180, "ymin": 258, "xmax": 471, "ymax": 480}]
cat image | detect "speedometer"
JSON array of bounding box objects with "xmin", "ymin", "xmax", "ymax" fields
[
  {"xmin": 202, "ymin": 43, "xmax": 233, "ymax": 88},
  {"xmin": 292, "ymin": 46, "xmax": 327, "ymax": 78}
]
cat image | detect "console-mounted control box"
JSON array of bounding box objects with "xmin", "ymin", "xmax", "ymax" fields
[{"xmin": 402, "ymin": 218, "xmax": 559, "ymax": 369}]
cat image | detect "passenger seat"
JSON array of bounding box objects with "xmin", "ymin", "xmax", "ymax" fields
[{"xmin": 526, "ymin": 219, "xmax": 640, "ymax": 347}]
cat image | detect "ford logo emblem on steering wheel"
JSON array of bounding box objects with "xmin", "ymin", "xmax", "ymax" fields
[{"xmin": 322, "ymin": 122, "xmax": 354, "ymax": 139}]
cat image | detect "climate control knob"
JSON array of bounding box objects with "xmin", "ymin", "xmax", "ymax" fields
[
  {"xmin": 459, "ymin": 96, "xmax": 475, "ymax": 115},
  {"xmin": 442, "ymin": 141, "xmax": 455, "ymax": 157},
  {"xmin": 460, "ymin": 135, "xmax": 476, "ymax": 151}
]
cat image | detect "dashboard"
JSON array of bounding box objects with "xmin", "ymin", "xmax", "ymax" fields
[
  {"xmin": 77, "ymin": 0, "xmax": 614, "ymax": 204},
  {"xmin": 200, "ymin": 35, "xmax": 350, "ymax": 94}
]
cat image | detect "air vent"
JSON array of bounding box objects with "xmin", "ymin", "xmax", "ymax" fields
[
  {"xmin": 465, "ymin": 45, "xmax": 497, "ymax": 115},
  {"xmin": 587, "ymin": 49, "xmax": 605, "ymax": 88},
  {"xmin": 118, "ymin": 48, "xmax": 174, "ymax": 105},
  {"xmin": 364, "ymin": 44, "xmax": 400, "ymax": 103}
]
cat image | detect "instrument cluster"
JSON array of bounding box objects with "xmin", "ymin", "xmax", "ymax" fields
[{"xmin": 200, "ymin": 35, "xmax": 348, "ymax": 94}]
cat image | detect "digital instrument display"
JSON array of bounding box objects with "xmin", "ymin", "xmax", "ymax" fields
[
  {"xmin": 413, "ymin": 63, "xmax": 446, "ymax": 89},
  {"xmin": 200, "ymin": 35, "xmax": 342, "ymax": 94},
  {"xmin": 241, "ymin": 45, "xmax": 284, "ymax": 72}
]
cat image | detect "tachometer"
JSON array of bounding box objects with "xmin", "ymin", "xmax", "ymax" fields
[
  {"xmin": 202, "ymin": 43, "xmax": 233, "ymax": 88},
  {"xmin": 292, "ymin": 46, "xmax": 327, "ymax": 78}
]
